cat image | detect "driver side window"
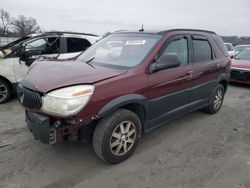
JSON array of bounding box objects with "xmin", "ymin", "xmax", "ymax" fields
[
  {"xmin": 160, "ymin": 37, "xmax": 188, "ymax": 66},
  {"xmin": 25, "ymin": 38, "xmax": 46, "ymax": 52}
]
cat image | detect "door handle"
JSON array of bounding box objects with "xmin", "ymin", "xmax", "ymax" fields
[{"xmin": 186, "ymin": 70, "xmax": 193, "ymax": 75}]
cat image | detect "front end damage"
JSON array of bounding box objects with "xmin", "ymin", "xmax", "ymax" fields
[
  {"xmin": 17, "ymin": 81, "xmax": 96, "ymax": 145},
  {"xmin": 26, "ymin": 111, "xmax": 76, "ymax": 144},
  {"xmin": 25, "ymin": 110, "xmax": 95, "ymax": 144}
]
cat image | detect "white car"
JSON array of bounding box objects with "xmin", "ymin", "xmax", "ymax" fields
[
  {"xmin": 0, "ymin": 31, "xmax": 101, "ymax": 103},
  {"xmin": 224, "ymin": 43, "xmax": 235, "ymax": 58}
]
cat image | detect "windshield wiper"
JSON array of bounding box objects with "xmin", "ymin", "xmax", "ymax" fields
[{"xmin": 85, "ymin": 57, "xmax": 95, "ymax": 69}]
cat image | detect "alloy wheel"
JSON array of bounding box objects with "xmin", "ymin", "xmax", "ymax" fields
[
  {"xmin": 0, "ymin": 83, "xmax": 8, "ymax": 103},
  {"xmin": 214, "ymin": 89, "xmax": 223, "ymax": 110},
  {"xmin": 110, "ymin": 121, "xmax": 136, "ymax": 156}
]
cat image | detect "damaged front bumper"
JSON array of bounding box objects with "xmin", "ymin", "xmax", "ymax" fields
[
  {"xmin": 26, "ymin": 110, "xmax": 81, "ymax": 144},
  {"xmin": 26, "ymin": 111, "xmax": 57, "ymax": 144}
]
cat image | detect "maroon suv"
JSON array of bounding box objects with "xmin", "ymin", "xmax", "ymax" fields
[{"xmin": 17, "ymin": 29, "xmax": 231, "ymax": 164}]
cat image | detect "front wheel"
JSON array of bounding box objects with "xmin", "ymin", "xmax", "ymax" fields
[
  {"xmin": 93, "ymin": 109, "xmax": 141, "ymax": 164},
  {"xmin": 0, "ymin": 79, "xmax": 11, "ymax": 104},
  {"xmin": 204, "ymin": 84, "xmax": 225, "ymax": 114}
]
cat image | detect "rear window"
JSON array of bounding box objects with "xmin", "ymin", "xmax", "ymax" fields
[
  {"xmin": 67, "ymin": 38, "xmax": 91, "ymax": 53},
  {"xmin": 211, "ymin": 34, "xmax": 228, "ymax": 57},
  {"xmin": 225, "ymin": 43, "xmax": 234, "ymax": 51},
  {"xmin": 193, "ymin": 39, "xmax": 212, "ymax": 62}
]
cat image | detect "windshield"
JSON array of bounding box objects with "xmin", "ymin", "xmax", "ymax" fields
[
  {"xmin": 235, "ymin": 49, "xmax": 250, "ymax": 60},
  {"xmin": 235, "ymin": 45, "xmax": 250, "ymax": 52},
  {"xmin": 77, "ymin": 33, "xmax": 161, "ymax": 68}
]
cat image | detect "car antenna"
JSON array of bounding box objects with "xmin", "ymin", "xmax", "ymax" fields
[{"xmin": 139, "ymin": 24, "xmax": 144, "ymax": 32}]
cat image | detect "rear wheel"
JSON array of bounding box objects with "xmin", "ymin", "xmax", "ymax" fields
[
  {"xmin": 0, "ymin": 79, "xmax": 11, "ymax": 104},
  {"xmin": 204, "ymin": 84, "xmax": 225, "ymax": 114},
  {"xmin": 93, "ymin": 109, "xmax": 141, "ymax": 164}
]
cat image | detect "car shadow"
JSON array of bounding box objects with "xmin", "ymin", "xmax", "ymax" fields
[{"xmin": 229, "ymin": 82, "xmax": 250, "ymax": 89}]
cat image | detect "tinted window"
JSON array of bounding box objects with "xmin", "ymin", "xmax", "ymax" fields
[
  {"xmin": 161, "ymin": 38, "xmax": 188, "ymax": 66},
  {"xmin": 211, "ymin": 34, "xmax": 228, "ymax": 57},
  {"xmin": 193, "ymin": 39, "xmax": 212, "ymax": 62},
  {"xmin": 67, "ymin": 38, "xmax": 91, "ymax": 53}
]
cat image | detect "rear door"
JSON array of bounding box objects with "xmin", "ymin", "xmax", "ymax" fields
[
  {"xmin": 146, "ymin": 35, "xmax": 193, "ymax": 121},
  {"xmin": 190, "ymin": 35, "xmax": 220, "ymax": 102}
]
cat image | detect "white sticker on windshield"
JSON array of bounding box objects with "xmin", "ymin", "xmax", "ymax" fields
[{"xmin": 125, "ymin": 40, "xmax": 146, "ymax": 45}]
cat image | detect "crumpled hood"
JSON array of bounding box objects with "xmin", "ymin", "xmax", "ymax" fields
[
  {"xmin": 231, "ymin": 59, "xmax": 250, "ymax": 70},
  {"xmin": 25, "ymin": 60, "xmax": 127, "ymax": 93}
]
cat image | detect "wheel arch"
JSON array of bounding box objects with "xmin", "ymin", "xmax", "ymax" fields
[
  {"xmin": 0, "ymin": 75, "xmax": 13, "ymax": 91},
  {"xmin": 98, "ymin": 94, "xmax": 149, "ymax": 127},
  {"xmin": 217, "ymin": 74, "xmax": 228, "ymax": 91}
]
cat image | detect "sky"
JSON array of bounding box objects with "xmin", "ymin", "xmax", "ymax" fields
[{"xmin": 2, "ymin": 0, "xmax": 250, "ymax": 36}]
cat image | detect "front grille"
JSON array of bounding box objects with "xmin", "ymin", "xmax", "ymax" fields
[
  {"xmin": 17, "ymin": 84, "xmax": 42, "ymax": 110},
  {"xmin": 231, "ymin": 69, "xmax": 250, "ymax": 80}
]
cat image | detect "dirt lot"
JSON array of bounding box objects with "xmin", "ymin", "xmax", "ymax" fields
[{"xmin": 0, "ymin": 84, "xmax": 250, "ymax": 188}]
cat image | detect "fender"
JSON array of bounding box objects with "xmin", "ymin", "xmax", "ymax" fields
[
  {"xmin": 98, "ymin": 94, "xmax": 149, "ymax": 118},
  {"xmin": 217, "ymin": 73, "xmax": 229, "ymax": 90}
]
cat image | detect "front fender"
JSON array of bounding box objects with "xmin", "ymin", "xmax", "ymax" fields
[{"xmin": 98, "ymin": 94, "xmax": 149, "ymax": 118}]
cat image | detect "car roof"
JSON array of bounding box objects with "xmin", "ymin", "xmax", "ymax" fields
[
  {"xmin": 235, "ymin": 44, "xmax": 250, "ymax": 47},
  {"xmin": 114, "ymin": 28, "xmax": 216, "ymax": 35}
]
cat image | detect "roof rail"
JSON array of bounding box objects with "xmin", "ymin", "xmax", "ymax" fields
[{"xmin": 42, "ymin": 31, "xmax": 99, "ymax": 37}]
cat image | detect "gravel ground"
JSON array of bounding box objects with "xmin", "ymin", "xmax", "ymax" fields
[{"xmin": 0, "ymin": 84, "xmax": 250, "ymax": 188}]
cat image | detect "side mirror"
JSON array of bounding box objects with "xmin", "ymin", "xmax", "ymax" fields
[
  {"xmin": 0, "ymin": 51, "xmax": 4, "ymax": 59},
  {"xmin": 150, "ymin": 53, "xmax": 180, "ymax": 72}
]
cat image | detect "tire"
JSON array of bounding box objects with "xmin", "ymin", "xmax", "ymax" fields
[
  {"xmin": 204, "ymin": 84, "xmax": 225, "ymax": 114},
  {"xmin": 93, "ymin": 108, "xmax": 142, "ymax": 164},
  {"xmin": 0, "ymin": 79, "xmax": 11, "ymax": 104}
]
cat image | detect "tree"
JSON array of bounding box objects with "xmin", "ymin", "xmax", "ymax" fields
[
  {"xmin": 12, "ymin": 15, "xmax": 41, "ymax": 37},
  {"xmin": 0, "ymin": 9, "xmax": 11, "ymax": 36}
]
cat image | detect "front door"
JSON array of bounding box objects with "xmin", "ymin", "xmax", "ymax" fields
[{"xmin": 146, "ymin": 35, "xmax": 193, "ymax": 122}]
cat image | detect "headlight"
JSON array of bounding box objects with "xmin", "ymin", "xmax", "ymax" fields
[{"xmin": 41, "ymin": 85, "xmax": 94, "ymax": 116}]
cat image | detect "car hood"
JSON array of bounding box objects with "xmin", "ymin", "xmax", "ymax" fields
[
  {"xmin": 231, "ymin": 59, "xmax": 250, "ymax": 70},
  {"xmin": 25, "ymin": 60, "xmax": 127, "ymax": 93}
]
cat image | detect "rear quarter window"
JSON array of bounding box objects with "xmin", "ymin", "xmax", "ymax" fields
[{"xmin": 211, "ymin": 34, "xmax": 228, "ymax": 57}]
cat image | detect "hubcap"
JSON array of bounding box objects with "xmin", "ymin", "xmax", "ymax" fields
[
  {"xmin": 110, "ymin": 121, "xmax": 136, "ymax": 156},
  {"xmin": 214, "ymin": 89, "xmax": 223, "ymax": 110},
  {"xmin": 0, "ymin": 83, "xmax": 8, "ymax": 103}
]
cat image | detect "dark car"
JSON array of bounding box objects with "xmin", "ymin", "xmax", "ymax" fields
[
  {"xmin": 230, "ymin": 48, "xmax": 250, "ymax": 84},
  {"xmin": 17, "ymin": 29, "xmax": 231, "ymax": 164}
]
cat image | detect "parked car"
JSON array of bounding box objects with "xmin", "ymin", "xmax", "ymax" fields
[
  {"xmin": 234, "ymin": 44, "xmax": 250, "ymax": 56},
  {"xmin": 224, "ymin": 42, "xmax": 235, "ymax": 58},
  {"xmin": 0, "ymin": 34, "xmax": 36, "ymax": 50},
  {"xmin": 0, "ymin": 31, "xmax": 100, "ymax": 103},
  {"xmin": 17, "ymin": 29, "xmax": 231, "ymax": 164},
  {"xmin": 230, "ymin": 48, "xmax": 250, "ymax": 84}
]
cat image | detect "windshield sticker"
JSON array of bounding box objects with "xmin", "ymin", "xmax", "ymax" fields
[{"xmin": 125, "ymin": 40, "xmax": 146, "ymax": 45}]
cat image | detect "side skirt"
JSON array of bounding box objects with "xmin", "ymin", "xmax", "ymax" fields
[{"xmin": 144, "ymin": 98, "xmax": 209, "ymax": 133}]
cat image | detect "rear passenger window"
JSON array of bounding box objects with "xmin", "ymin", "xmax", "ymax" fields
[
  {"xmin": 67, "ymin": 38, "xmax": 91, "ymax": 53},
  {"xmin": 193, "ymin": 39, "xmax": 212, "ymax": 62},
  {"xmin": 161, "ymin": 37, "xmax": 188, "ymax": 66}
]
